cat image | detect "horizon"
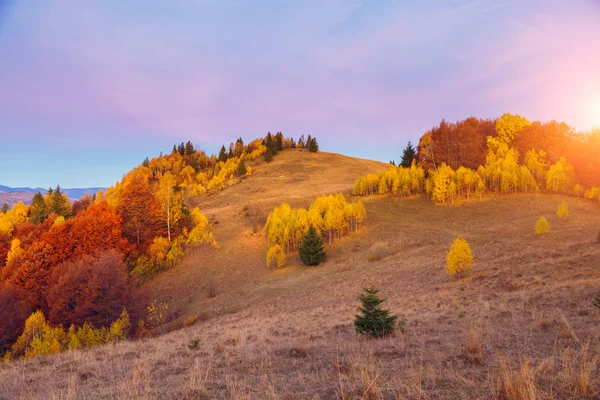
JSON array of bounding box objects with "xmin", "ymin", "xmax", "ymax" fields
[{"xmin": 1, "ymin": 0, "xmax": 599, "ymax": 188}]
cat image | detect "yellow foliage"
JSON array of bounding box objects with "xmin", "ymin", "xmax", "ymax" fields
[
  {"xmin": 0, "ymin": 212, "xmax": 13, "ymax": 237},
  {"xmin": 146, "ymin": 301, "xmax": 170, "ymax": 330},
  {"xmin": 546, "ymin": 157, "xmax": 575, "ymax": 193},
  {"xmin": 445, "ymin": 237, "xmax": 473, "ymax": 278},
  {"xmin": 354, "ymin": 162, "xmax": 425, "ymax": 197},
  {"xmin": 187, "ymin": 207, "xmax": 217, "ymax": 248},
  {"xmin": 11, "ymin": 310, "xmax": 66, "ymax": 360},
  {"xmin": 52, "ymin": 215, "xmax": 66, "ymax": 226},
  {"xmin": 584, "ymin": 187, "xmax": 600, "ymax": 202},
  {"xmin": 557, "ymin": 201, "xmax": 569, "ymax": 219},
  {"xmin": 266, "ymin": 244, "xmax": 286, "ymax": 269},
  {"xmin": 149, "ymin": 236, "xmax": 170, "ymax": 264},
  {"xmin": 108, "ymin": 309, "xmax": 131, "ymax": 342},
  {"xmin": 535, "ymin": 216, "xmax": 550, "ymax": 235},
  {"xmin": 6, "ymin": 238, "xmax": 23, "ymax": 269}
]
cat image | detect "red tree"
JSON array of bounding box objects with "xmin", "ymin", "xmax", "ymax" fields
[{"xmin": 0, "ymin": 284, "xmax": 36, "ymax": 354}]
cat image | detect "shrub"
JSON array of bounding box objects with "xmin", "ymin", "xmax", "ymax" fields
[
  {"xmin": 367, "ymin": 241, "xmax": 390, "ymax": 261},
  {"xmin": 354, "ymin": 287, "xmax": 398, "ymax": 338},
  {"xmin": 299, "ymin": 225, "xmax": 326, "ymax": 266},
  {"xmin": 445, "ymin": 237, "xmax": 473, "ymax": 279},
  {"xmin": 536, "ymin": 216, "xmax": 550, "ymax": 235},
  {"xmin": 557, "ymin": 200, "xmax": 569, "ymax": 219}
]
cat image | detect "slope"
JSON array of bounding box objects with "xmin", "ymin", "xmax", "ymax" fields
[{"xmin": 1, "ymin": 150, "xmax": 599, "ymax": 399}]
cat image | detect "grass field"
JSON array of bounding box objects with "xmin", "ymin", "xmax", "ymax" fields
[{"xmin": 1, "ymin": 150, "xmax": 599, "ymax": 399}]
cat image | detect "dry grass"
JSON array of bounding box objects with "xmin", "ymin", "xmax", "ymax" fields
[{"xmin": 1, "ymin": 150, "xmax": 599, "ymax": 399}]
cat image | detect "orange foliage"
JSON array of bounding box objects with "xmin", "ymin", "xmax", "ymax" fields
[{"xmin": 46, "ymin": 250, "xmax": 132, "ymax": 328}]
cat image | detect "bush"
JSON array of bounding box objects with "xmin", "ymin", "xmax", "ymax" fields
[
  {"xmin": 354, "ymin": 287, "xmax": 398, "ymax": 338},
  {"xmin": 445, "ymin": 237, "xmax": 473, "ymax": 279},
  {"xmin": 536, "ymin": 216, "xmax": 550, "ymax": 235},
  {"xmin": 367, "ymin": 241, "xmax": 390, "ymax": 261},
  {"xmin": 557, "ymin": 200, "xmax": 569, "ymax": 219},
  {"xmin": 299, "ymin": 225, "xmax": 326, "ymax": 266}
]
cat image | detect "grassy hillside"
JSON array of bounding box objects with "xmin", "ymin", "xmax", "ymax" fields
[{"xmin": 1, "ymin": 150, "xmax": 599, "ymax": 399}]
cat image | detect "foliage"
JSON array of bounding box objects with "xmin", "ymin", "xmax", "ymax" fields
[
  {"xmin": 445, "ymin": 237, "xmax": 473, "ymax": 278},
  {"xmin": 299, "ymin": 225, "xmax": 326, "ymax": 266},
  {"xmin": 187, "ymin": 207, "xmax": 218, "ymax": 249},
  {"xmin": 266, "ymin": 244, "xmax": 286, "ymax": 270},
  {"xmin": 265, "ymin": 194, "xmax": 365, "ymax": 254},
  {"xmin": 236, "ymin": 159, "xmax": 247, "ymax": 176},
  {"xmin": 354, "ymin": 161, "xmax": 425, "ymax": 197},
  {"xmin": 557, "ymin": 200, "xmax": 569, "ymax": 219},
  {"xmin": 145, "ymin": 300, "xmax": 171, "ymax": 330},
  {"xmin": 0, "ymin": 285, "xmax": 35, "ymax": 355},
  {"xmin": 354, "ymin": 287, "xmax": 398, "ymax": 338},
  {"xmin": 46, "ymin": 250, "xmax": 132, "ymax": 328},
  {"xmin": 536, "ymin": 216, "xmax": 550, "ymax": 235}
]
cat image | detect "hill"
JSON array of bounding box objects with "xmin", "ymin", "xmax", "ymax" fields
[
  {"xmin": 0, "ymin": 149, "xmax": 598, "ymax": 399},
  {"xmin": 0, "ymin": 186, "xmax": 105, "ymax": 204}
]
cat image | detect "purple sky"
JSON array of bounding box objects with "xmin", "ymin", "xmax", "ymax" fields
[{"xmin": 1, "ymin": 0, "xmax": 599, "ymax": 188}]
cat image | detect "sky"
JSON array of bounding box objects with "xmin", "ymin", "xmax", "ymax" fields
[{"xmin": 0, "ymin": 0, "xmax": 599, "ymax": 188}]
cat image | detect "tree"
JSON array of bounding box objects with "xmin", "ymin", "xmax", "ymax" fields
[
  {"xmin": 557, "ymin": 200, "xmax": 569, "ymax": 219},
  {"xmin": 299, "ymin": 225, "xmax": 326, "ymax": 266},
  {"xmin": 236, "ymin": 159, "xmax": 247, "ymax": 177},
  {"xmin": 29, "ymin": 192, "xmax": 49, "ymax": 224},
  {"xmin": 49, "ymin": 186, "xmax": 72, "ymax": 218},
  {"xmin": 118, "ymin": 175, "xmax": 162, "ymax": 250},
  {"xmin": 536, "ymin": 216, "xmax": 550, "ymax": 235},
  {"xmin": 275, "ymin": 132, "xmax": 284, "ymax": 152},
  {"xmin": 400, "ymin": 141, "xmax": 416, "ymax": 168},
  {"xmin": 1, "ymin": 203, "xmax": 8, "ymax": 214},
  {"xmin": 0, "ymin": 285, "xmax": 36, "ymax": 354},
  {"xmin": 445, "ymin": 237, "xmax": 473, "ymax": 279},
  {"xmin": 264, "ymin": 148, "xmax": 274, "ymax": 163},
  {"xmin": 266, "ymin": 244, "xmax": 286, "ymax": 270},
  {"xmin": 354, "ymin": 287, "xmax": 398, "ymax": 338},
  {"xmin": 308, "ymin": 136, "xmax": 319, "ymax": 152},
  {"xmin": 46, "ymin": 250, "xmax": 133, "ymax": 328},
  {"xmin": 218, "ymin": 145, "xmax": 228, "ymax": 163}
]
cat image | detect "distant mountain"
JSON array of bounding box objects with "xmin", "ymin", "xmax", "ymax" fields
[{"xmin": 0, "ymin": 185, "xmax": 105, "ymax": 207}]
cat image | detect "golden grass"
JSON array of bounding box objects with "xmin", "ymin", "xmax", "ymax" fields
[{"xmin": 1, "ymin": 151, "xmax": 599, "ymax": 398}]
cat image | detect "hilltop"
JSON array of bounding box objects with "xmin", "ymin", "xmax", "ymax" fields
[{"xmin": 1, "ymin": 148, "xmax": 598, "ymax": 399}]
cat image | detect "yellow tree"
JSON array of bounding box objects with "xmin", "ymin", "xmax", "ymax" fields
[
  {"xmin": 546, "ymin": 157, "xmax": 575, "ymax": 193},
  {"xmin": 445, "ymin": 237, "xmax": 473, "ymax": 279},
  {"xmin": 557, "ymin": 200, "xmax": 569, "ymax": 219},
  {"xmin": 266, "ymin": 245, "xmax": 286, "ymax": 270},
  {"xmin": 495, "ymin": 113, "xmax": 531, "ymax": 144},
  {"xmin": 536, "ymin": 216, "xmax": 550, "ymax": 235},
  {"xmin": 187, "ymin": 207, "xmax": 218, "ymax": 249},
  {"xmin": 158, "ymin": 172, "xmax": 179, "ymax": 242}
]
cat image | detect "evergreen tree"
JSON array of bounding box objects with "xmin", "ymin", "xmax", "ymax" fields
[
  {"xmin": 265, "ymin": 132, "xmax": 277, "ymax": 154},
  {"xmin": 236, "ymin": 159, "xmax": 247, "ymax": 176},
  {"xmin": 172, "ymin": 145, "xmax": 177, "ymax": 155},
  {"xmin": 185, "ymin": 141, "xmax": 194, "ymax": 156},
  {"xmin": 298, "ymin": 135, "xmax": 305, "ymax": 148},
  {"xmin": 306, "ymin": 135, "xmax": 312, "ymax": 150},
  {"xmin": 142, "ymin": 157, "xmax": 150, "ymax": 168},
  {"xmin": 264, "ymin": 148, "xmax": 274, "ymax": 163},
  {"xmin": 30, "ymin": 192, "xmax": 49, "ymax": 224},
  {"xmin": 1, "ymin": 203, "xmax": 8, "ymax": 214},
  {"xmin": 354, "ymin": 287, "xmax": 398, "ymax": 338},
  {"xmin": 275, "ymin": 132, "xmax": 284, "ymax": 151},
  {"xmin": 227, "ymin": 146, "xmax": 234, "ymax": 159},
  {"xmin": 218, "ymin": 145, "xmax": 228, "ymax": 163},
  {"xmin": 299, "ymin": 225, "xmax": 326, "ymax": 266},
  {"xmin": 290, "ymin": 138, "xmax": 296, "ymax": 148},
  {"xmin": 50, "ymin": 186, "xmax": 72, "ymax": 218},
  {"xmin": 178, "ymin": 142, "xmax": 185, "ymax": 156},
  {"xmin": 400, "ymin": 141, "xmax": 416, "ymax": 168},
  {"xmin": 308, "ymin": 136, "xmax": 319, "ymax": 152}
]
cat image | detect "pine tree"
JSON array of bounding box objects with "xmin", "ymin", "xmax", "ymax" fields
[
  {"xmin": 184, "ymin": 141, "xmax": 194, "ymax": 156},
  {"xmin": 264, "ymin": 148, "xmax": 274, "ymax": 163},
  {"xmin": 236, "ymin": 159, "xmax": 247, "ymax": 177},
  {"xmin": 354, "ymin": 287, "xmax": 398, "ymax": 338},
  {"xmin": 218, "ymin": 145, "xmax": 228, "ymax": 163},
  {"xmin": 1, "ymin": 203, "xmax": 8, "ymax": 214},
  {"xmin": 299, "ymin": 225, "xmax": 326, "ymax": 266},
  {"xmin": 142, "ymin": 157, "xmax": 150, "ymax": 168},
  {"xmin": 400, "ymin": 141, "xmax": 416, "ymax": 168},
  {"xmin": 30, "ymin": 192, "xmax": 49, "ymax": 224},
  {"xmin": 298, "ymin": 135, "xmax": 305, "ymax": 149},
  {"xmin": 308, "ymin": 136, "xmax": 319, "ymax": 152},
  {"xmin": 275, "ymin": 132, "xmax": 284, "ymax": 152},
  {"xmin": 50, "ymin": 186, "xmax": 72, "ymax": 218},
  {"xmin": 265, "ymin": 132, "xmax": 277, "ymax": 154}
]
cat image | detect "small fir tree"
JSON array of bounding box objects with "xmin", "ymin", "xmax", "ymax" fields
[
  {"xmin": 354, "ymin": 287, "xmax": 398, "ymax": 338},
  {"xmin": 299, "ymin": 225, "xmax": 326, "ymax": 266},
  {"xmin": 445, "ymin": 237, "xmax": 473, "ymax": 279},
  {"xmin": 536, "ymin": 216, "xmax": 550, "ymax": 235},
  {"xmin": 1, "ymin": 203, "xmax": 8, "ymax": 214},
  {"xmin": 236, "ymin": 159, "xmax": 247, "ymax": 177},
  {"xmin": 557, "ymin": 200, "xmax": 569, "ymax": 219},
  {"xmin": 400, "ymin": 141, "xmax": 416, "ymax": 168}
]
